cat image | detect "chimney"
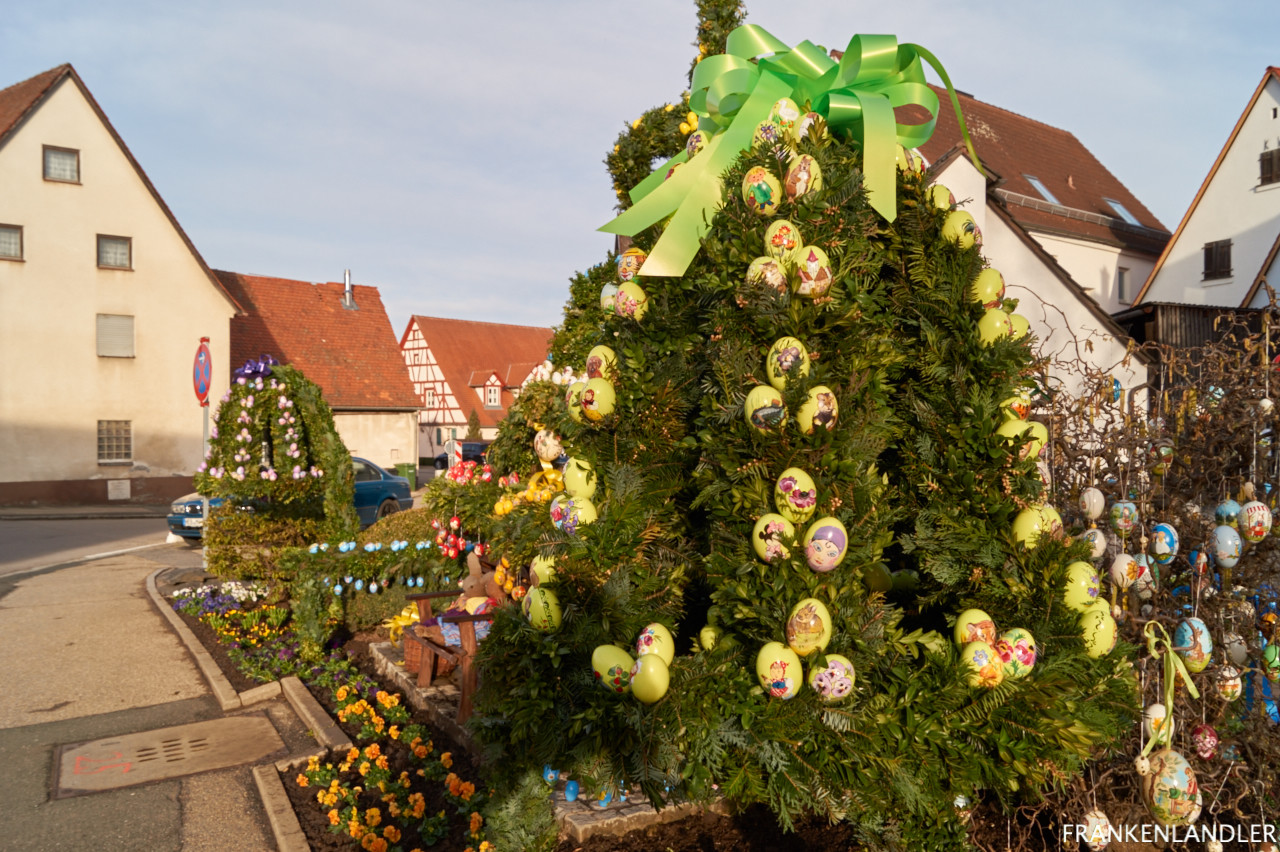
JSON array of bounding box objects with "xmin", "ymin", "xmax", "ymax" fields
[{"xmin": 342, "ymin": 269, "xmax": 357, "ymax": 310}]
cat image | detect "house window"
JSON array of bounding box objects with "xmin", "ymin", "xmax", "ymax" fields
[
  {"xmin": 485, "ymin": 385, "xmax": 500, "ymax": 407},
  {"xmin": 425, "ymin": 389, "xmax": 436, "ymax": 408},
  {"xmin": 96, "ymin": 314, "xmax": 135, "ymax": 357},
  {"xmin": 1024, "ymin": 175, "xmax": 1060, "ymax": 204},
  {"xmin": 1117, "ymin": 267, "xmax": 1131, "ymax": 303},
  {"xmin": 97, "ymin": 420, "xmax": 132, "ymax": 464},
  {"xmin": 1262, "ymin": 149, "xmax": 1280, "ymax": 186},
  {"xmin": 1203, "ymin": 240, "xmax": 1233, "ymax": 280},
  {"xmin": 43, "ymin": 146, "xmax": 79, "ymax": 182},
  {"xmin": 0, "ymin": 224, "xmax": 21, "ymax": 260},
  {"xmin": 97, "ymin": 235, "xmax": 131, "ymax": 269},
  {"xmin": 1105, "ymin": 198, "xmax": 1141, "ymax": 226}
]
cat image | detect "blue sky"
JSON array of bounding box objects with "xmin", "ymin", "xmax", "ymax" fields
[{"xmin": 3, "ymin": 1, "xmax": 1276, "ymax": 336}]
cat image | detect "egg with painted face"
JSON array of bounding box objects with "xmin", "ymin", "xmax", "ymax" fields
[
  {"xmin": 766, "ymin": 337, "xmax": 810, "ymax": 390},
  {"xmin": 562, "ymin": 457, "xmax": 597, "ymax": 499},
  {"xmin": 794, "ymin": 246, "xmax": 833, "ymax": 298},
  {"xmin": 993, "ymin": 627, "xmax": 1037, "ymax": 679},
  {"xmin": 1212, "ymin": 524, "xmax": 1242, "ymax": 569},
  {"xmin": 742, "ymin": 166, "xmax": 782, "ymax": 216},
  {"xmin": 774, "ymin": 467, "xmax": 818, "ymax": 525},
  {"xmin": 613, "ymin": 281, "xmax": 648, "ymax": 320},
  {"xmin": 635, "ymin": 623, "xmax": 675, "ymax": 666},
  {"xmin": 785, "ymin": 598, "xmax": 832, "ymax": 656},
  {"xmin": 784, "ymin": 154, "xmax": 823, "ymax": 202},
  {"xmin": 1150, "ymin": 523, "xmax": 1179, "ymax": 564},
  {"xmin": 970, "ymin": 268, "xmax": 1006, "ymax": 308},
  {"xmin": 592, "ymin": 645, "xmax": 634, "ymax": 694},
  {"xmin": 745, "ymin": 385, "xmax": 787, "ymax": 433},
  {"xmin": 585, "ymin": 345, "xmax": 617, "ymax": 381},
  {"xmin": 797, "ymin": 385, "xmax": 838, "ymax": 434},
  {"xmin": 747, "ymin": 256, "xmax": 789, "ymax": 294},
  {"xmin": 764, "ymin": 219, "xmax": 802, "ymax": 260},
  {"xmin": 978, "ymin": 308, "xmax": 1012, "ymax": 344},
  {"xmin": 580, "ymin": 377, "xmax": 616, "ymax": 421},
  {"xmin": 942, "ymin": 210, "xmax": 980, "ymax": 249},
  {"xmin": 961, "ymin": 641, "xmax": 1004, "ymax": 688},
  {"xmin": 954, "ymin": 608, "xmax": 997, "ymax": 646},
  {"xmin": 807, "ymin": 654, "xmax": 855, "ymax": 702},
  {"xmin": 1063, "ymin": 561, "xmax": 1101, "ymax": 613},
  {"xmin": 756, "ymin": 642, "xmax": 802, "ymax": 699},
  {"xmin": 616, "ymin": 247, "xmax": 647, "ymax": 282},
  {"xmin": 803, "ymin": 517, "xmax": 847, "ymax": 573},
  {"xmin": 752, "ymin": 513, "xmax": 794, "ymax": 564},
  {"xmin": 1241, "ymin": 500, "xmax": 1272, "ymax": 542}
]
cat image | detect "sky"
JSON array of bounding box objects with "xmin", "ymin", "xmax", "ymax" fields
[{"xmin": 3, "ymin": 1, "xmax": 1277, "ymax": 337}]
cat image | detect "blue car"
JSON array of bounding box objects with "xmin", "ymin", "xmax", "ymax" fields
[{"xmin": 167, "ymin": 457, "xmax": 413, "ymax": 540}]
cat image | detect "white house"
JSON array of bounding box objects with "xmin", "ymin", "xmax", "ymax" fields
[
  {"xmin": 0, "ymin": 65, "xmax": 240, "ymax": 505},
  {"xmin": 1133, "ymin": 67, "xmax": 1280, "ymax": 310}
]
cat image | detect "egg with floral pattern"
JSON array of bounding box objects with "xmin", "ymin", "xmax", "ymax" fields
[
  {"xmin": 765, "ymin": 337, "xmax": 810, "ymax": 390},
  {"xmin": 993, "ymin": 627, "xmax": 1036, "ymax": 679},
  {"xmin": 592, "ymin": 645, "xmax": 634, "ymax": 694},
  {"xmin": 807, "ymin": 654, "xmax": 855, "ymax": 702},
  {"xmin": 961, "ymin": 641, "xmax": 1004, "ymax": 688},
  {"xmin": 774, "ymin": 467, "xmax": 818, "ymax": 525},
  {"xmin": 752, "ymin": 513, "xmax": 794, "ymax": 563},
  {"xmin": 1063, "ymin": 561, "xmax": 1101, "ymax": 613},
  {"xmin": 764, "ymin": 220, "xmax": 802, "ymax": 260},
  {"xmin": 635, "ymin": 623, "xmax": 675, "ymax": 666},
  {"xmin": 613, "ymin": 281, "xmax": 648, "ymax": 320}
]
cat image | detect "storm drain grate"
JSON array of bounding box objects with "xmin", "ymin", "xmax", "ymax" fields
[{"xmin": 52, "ymin": 715, "xmax": 284, "ymax": 798}]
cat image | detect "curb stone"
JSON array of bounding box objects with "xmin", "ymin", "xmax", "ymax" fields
[{"xmin": 253, "ymin": 765, "xmax": 311, "ymax": 852}]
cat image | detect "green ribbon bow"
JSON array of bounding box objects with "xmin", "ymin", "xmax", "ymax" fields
[
  {"xmin": 600, "ymin": 24, "xmax": 982, "ymax": 279},
  {"xmin": 1140, "ymin": 621, "xmax": 1200, "ymax": 758}
]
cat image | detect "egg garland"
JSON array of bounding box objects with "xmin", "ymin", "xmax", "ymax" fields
[
  {"xmin": 942, "ymin": 210, "xmax": 980, "ymax": 249},
  {"xmin": 756, "ymin": 642, "xmax": 802, "ymax": 699},
  {"xmin": 746, "ymin": 255, "xmax": 789, "ymax": 294},
  {"xmin": 774, "ymin": 467, "xmax": 818, "ymax": 524},
  {"xmin": 745, "ymin": 384, "xmax": 787, "ymax": 433},
  {"xmin": 785, "ymin": 598, "xmax": 832, "ymax": 656},
  {"xmin": 807, "ymin": 654, "xmax": 855, "ymax": 702},
  {"xmin": 803, "ymin": 517, "xmax": 848, "ymax": 572},
  {"xmin": 794, "ymin": 246, "xmax": 834, "ymax": 298},
  {"xmin": 796, "ymin": 385, "xmax": 838, "ymax": 434},
  {"xmin": 784, "ymin": 154, "xmax": 823, "ymax": 202},
  {"xmin": 592, "ymin": 645, "xmax": 635, "ymax": 694},
  {"xmin": 752, "ymin": 513, "xmax": 795, "ymax": 563},
  {"xmin": 765, "ymin": 337, "xmax": 810, "ymax": 390},
  {"xmin": 764, "ymin": 219, "xmax": 802, "ymax": 260},
  {"xmin": 741, "ymin": 166, "xmax": 782, "ymax": 216}
]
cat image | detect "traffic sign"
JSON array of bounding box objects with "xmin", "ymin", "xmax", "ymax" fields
[{"xmin": 193, "ymin": 338, "xmax": 212, "ymax": 407}]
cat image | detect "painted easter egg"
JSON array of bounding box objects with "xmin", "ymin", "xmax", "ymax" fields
[
  {"xmin": 785, "ymin": 598, "xmax": 832, "ymax": 656},
  {"xmin": 1083, "ymin": 527, "xmax": 1108, "ymax": 559},
  {"xmin": 629, "ymin": 655, "xmax": 669, "ymax": 704},
  {"xmin": 764, "ymin": 219, "xmax": 802, "ymax": 259},
  {"xmin": 753, "ymin": 119, "xmax": 783, "ymax": 150},
  {"xmin": 613, "ymin": 281, "xmax": 648, "ymax": 320},
  {"xmin": 1215, "ymin": 499, "xmax": 1242, "ymax": 528},
  {"xmin": 1002, "ymin": 391, "xmax": 1031, "ymax": 421},
  {"xmin": 756, "ymin": 642, "xmax": 802, "ymax": 699},
  {"xmin": 635, "ymin": 623, "xmax": 675, "ymax": 666},
  {"xmin": 794, "ymin": 246, "xmax": 834, "ymax": 298},
  {"xmin": 1140, "ymin": 748, "xmax": 1202, "ymax": 827},
  {"xmin": 1265, "ymin": 644, "xmax": 1280, "ymax": 681},
  {"xmin": 742, "ymin": 166, "xmax": 782, "ymax": 216},
  {"xmin": 1212, "ymin": 524, "xmax": 1242, "ymax": 569},
  {"xmin": 792, "ymin": 111, "xmax": 824, "ymax": 144},
  {"xmin": 534, "ymin": 429, "xmax": 563, "ymax": 463},
  {"xmin": 1173, "ymin": 617, "xmax": 1213, "ymax": 673},
  {"xmin": 1150, "ymin": 522, "xmax": 1179, "ymax": 565},
  {"xmin": 1013, "ymin": 506, "xmax": 1047, "ymax": 548},
  {"xmin": 565, "ymin": 380, "xmax": 587, "ymax": 424},
  {"xmin": 929, "ymin": 184, "xmax": 956, "ymax": 210},
  {"xmin": 1080, "ymin": 487, "xmax": 1106, "ymax": 521},
  {"xmin": 774, "ymin": 467, "xmax": 818, "ymax": 525},
  {"xmin": 807, "ymin": 654, "xmax": 855, "ymax": 702},
  {"xmin": 752, "ymin": 513, "xmax": 794, "ymax": 564},
  {"xmin": 1109, "ymin": 553, "xmax": 1140, "ymax": 590},
  {"xmin": 784, "ymin": 154, "xmax": 823, "ymax": 202},
  {"xmin": 942, "ymin": 210, "xmax": 980, "ymax": 249},
  {"xmin": 1109, "ymin": 501, "xmax": 1139, "ymax": 536},
  {"xmin": 803, "ymin": 517, "xmax": 848, "ymax": 573},
  {"xmin": 599, "ymin": 283, "xmax": 618, "ymax": 312},
  {"xmin": 1191, "ymin": 723, "xmax": 1219, "ymax": 760},
  {"xmin": 769, "ymin": 97, "xmax": 800, "ymax": 130},
  {"xmin": 1079, "ymin": 608, "xmax": 1117, "ymax": 658},
  {"xmin": 1064, "ymin": 561, "xmax": 1102, "ymax": 613},
  {"xmin": 1009, "ymin": 314, "xmax": 1029, "ymax": 339},
  {"xmin": 1216, "ymin": 665, "xmax": 1243, "ymax": 701},
  {"xmin": 970, "ymin": 268, "xmax": 1005, "ymax": 308},
  {"xmin": 529, "ymin": 555, "xmax": 556, "ymax": 586},
  {"xmin": 1040, "ymin": 504, "xmax": 1063, "ymax": 537},
  {"xmin": 747, "ymin": 256, "xmax": 788, "ymax": 294},
  {"xmin": 581, "ymin": 377, "xmax": 616, "ymax": 421},
  {"xmin": 954, "ymin": 609, "xmax": 997, "ymax": 646},
  {"xmin": 961, "ymin": 641, "xmax": 1004, "ymax": 688},
  {"xmin": 993, "ymin": 627, "xmax": 1037, "ymax": 679},
  {"xmin": 797, "ymin": 385, "xmax": 838, "ymax": 434},
  {"xmin": 895, "ymin": 144, "xmax": 925, "ymax": 173},
  {"xmin": 616, "ymin": 247, "xmax": 647, "ymax": 282},
  {"xmin": 1143, "ymin": 703, "xmax": 1174, "ymax": 745},
  {"xmin": 585, "ymin": 345, "xmax": 617, "ymax": 381},
  {"xmin": 562, "ymin": 456, "xmax": 597, "ymax": 499},
  {"xmin": 686, "ymin": 129, "xmax": 708, "ymax": 158},
  {"xmin": 766, "ymin": 337, "xmax": 810, "ymax": 390},
  {"xmin": 592, "ymin": 645, "xmax": 634, "ymax": 694},
  {"xmin": 745, "ymin": 384, "xmax": 787, "ymax": 433},
  {"xmin": 978, "ymin": 308, "xmax": 1012, "ymax": 344},
  {"xmin": 1081, "ymin": 809, "xmax": 1113, "ymax": 852},
  {"xmin": 1241, "ymin": 500, "xmax": 1272, "ymax": 542},
  {"xmin": 550, "ymin": 494, "xmax": 596, "ymax": 534},
  {"xmin": 523, "ymin": 587, "xmax": 561, "ymax": 632}
]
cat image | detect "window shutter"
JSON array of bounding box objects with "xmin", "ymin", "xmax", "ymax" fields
[
  {"xmin": 96, "ymin": 314, "xmax": 135, "ymax": 357},
  {"xmin": 1263, "ymin": 150, "xmax": 1277, "ymax": 186}
]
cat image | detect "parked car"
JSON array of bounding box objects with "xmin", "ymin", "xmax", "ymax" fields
[
  {"xmin": 167, "ymin": 457, "xmax": 412, "ymax": 541},
  {"xmin": 433, "ymin": 441, "xmax": 490, "ymax": 470}
]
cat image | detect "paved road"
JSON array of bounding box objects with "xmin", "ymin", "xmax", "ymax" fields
[{"xmin": 0, "ymin": 518, "xmax": 181, "ymax": 577}]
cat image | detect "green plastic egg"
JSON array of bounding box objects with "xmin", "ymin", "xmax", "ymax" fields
[
  {"xmin": 635, "ymin": 622, "xmax": 675, "ymax": 666},
  {"xmin": 970, "ymin": 268, "xmax": 1005, "ymax": 308},
  {"xmin": 1079, "ymin": 608, "xmax": 1117, "ymax": 658},
  {"xmin": 629, "ymin": 655, "xmax": 670, "ymax": 704},
  {"xmin": 745, "ymin": 385, "xmax": 786, "ymax": 433},
  {"xmin": 565, "ymin": 381, "xmax": 586, "ymax": 424},
  {"xmin": 807, "ymin": 654, "xmax": 855, "ymax": 701},
  {"xmin": 1063, "ymin": 560, "xmax": 1102, "ymax": 612},
  {"xmin": 591, "ymin": 645, "xmax": 634, "ymax": 694},
  {"xmin": 794, "ymin": 246, "xmax": 834, "ymax": 298},
  {"xmin": 766, "ymin": 338, "xmax": 810, "ymax": 390},
  {"xmin": 784, "ymin": 154, "xmax": 823, "ymax": 202},
  {"xmin": 742, "ymin": 166, "xmax": 782, "ymax": 216},
  {"xmin": 774, "ymin": 467, "xmax": 818, "ymax": 524},
  {"xmin": 954, "ymin": 608, "xmax": 997, "ymax": 646},
  {"xmin": 961, "ymin": 641, "xmax": 1004, "ymax": 688},
  {"xmin": 756, "ymin": 642, "xmax": 802, "ymax": 699},
  {"xmin": 614, "ymin": 281, "xmax": 648, "ymax": 320},
  {"xmin": 785, "ymin": 598, "xmax": 832, "ymax": 656},
  {"xmin": 752, "ymin": 513, "xmax": 794, "ymax": 563},
  {"xmin": 523, "ymin": 587, "xmax": 561, "ymax": 632},
  {"xmin": 797, "ymin": 385, "xmax": 838, "ymax": 434},
  {"xmin": 747, "ymin": 256, "xmax": 788, "ymax": 294},
  {"xmin": 978, "ymin": 308, "xmax": 1012, "ymax": 344},
  {"xmin": 562, "ymin": 456, "xmax": 597, "ymax": 499},
  {"xmin": 863, "ymin": 563, "xmax": 894, "ymax": 593},
  {"xmin": 585, "ymin": 345, "xmax": 616, "ymax": 381},
  {"xmin": 581, "ymin": 377, "xmax": 615, "ymax": 422},
  {"xmin": 942, "ymin": 210, "xmax": 980, "ymax": 248},
  {"xmin": 764, "ymin": 220, "xmax": 802, "ymax": 260}
]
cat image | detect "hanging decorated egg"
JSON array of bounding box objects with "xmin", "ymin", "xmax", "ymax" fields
[
  {"xmin": 629, "ymin": 655, "xmax": 670, "ymax": 704},
  {"xmin": 797, "ymin": 385, "xmax": 838, "ymax": 434},
  {"xmin": 1191, "ymin": 723, "xmax": 1219, "ymax": 760},
  {"xmin": 523, "ymin": 587, "xmax": 562, "ymax": 632},
  {"xmin": 807, "ymin": 654, "xmax": 855, "ymax": 701},
  {"xmin": 1083, "ymin": 527, "xmax": 1108, "ymax": 559},
  {"xmin": 613, "ymin": 281, "xmax": 648, "ymax": 320},
  {"xmin": 635, "ymin": 623, "xmax": 675, "ymax": 666},
  {"xmin": 756, "ymin": 642, "xmax": 802, "ymax": 699},
  {"xmin": 616, "ymin": 247, "xmax": 647, "ymax": 282},
  {"xmin": 1241, "ymin": 500, "xmax": 1272, "ymax": 542},
  {"xmin": 1109, "ymin": 553, "xmax": 1139, "ymax": 589},
  {"xmin": 1173, "ymin": 617, "xmax": 1213, "ymax": 673},
  {"xmin": 752, "ymin": 513, "xmax": 794, "ymax": 563},
  {"xmin": 769, "ymin": 96, "xmax": 800, "ymax": 130},
  {"xmin": 562, "ymin": 457, "xmax": 597, "ymax": 499},
  {"xmin": 794, "ymin": 246, "xmax": 834, "ymax": 297},
  {"xmin": 1215, "ymin": 499, "xmax": 1242, "ymax": 528},
  {"xmin": 741, "ymin": 166, "xmax": 782, "ymax": 215},
  {"xmin": 565, "ymin": 381, "xmax": 587, "ymax": 423},
  {"xmin": 784, "ymin": 154, "xmax": 823, "ymax": 201},
  {"xmin": 993, "ymin": 627, "xmax": 1037, "ymax": 679},
  {"xmin": 1040, "ymin": 504, "xmax": 1063, "ymax": 537},
  {"xmin": 785, "ymin": 598, "xmax": 832, "ymax": 656},
  {"xmin": 954, "ymin": 609, "xmax": 997, "ymax": 646},
  {"xmin": 581, "ymin": 377, "xmax": 616, "ymax": 421},
  {"xmin": 1150, "ymin": 522, "xmax": 1179, "ymax": 565},
  {"xmin": 1265, "ymin": 644, "xmax": 1280, "ymax": 681},
  {"xmin": 550, "ymin": 494, "xmax": 596, "ymax": 534},
  {"xmin": 1143, "ymin": 703, "xmax": 1173, "ymax": 745},
  {"xmin": 686, "ymin": 129, "xmax": 708, "ymax": 158},
  {"xmin": 1001, "ymin": 391, "xmax": 1031, "ymax": 421},
  {"xmin": 599, "ymin": 283, "xmax": 619, "ymax": 312},
  {"xmin": 1080, "ymin": 809, "xmax": 1113, "ymax": 852},
  {"xmin": 1109, "ymin": 501, "xmax": 1139, "ymax": 536},
  {"xmin": 764, "ymin": 219, "xmax": 802, "ymax": 259},
  {"xmin": 1063, "ymin": 561, "xmax": 1102, "ymax": 613},
  {"xmin": 961, "ymin": 641, "xmax": 1004, "ymax": 688},
  {"xmin": 592, "ymin": 645, "xmax": 635, "ymax": 694},
  {"xmin": 1140, "ymin": 748, "xmax": 1202, "ymax": 827},
  {"xmin": 1215, "ymin": 665, "xmax": 1243, "ymax": 701},
  {"xmin": 1013, "ymin": 506, "xmax": 1047, "ymax": 548},
  {"xmin": 970, "ymin": 268, "xmax": 1005, "ymax": 308},
  {"xmin": 1223, "ymin": 632, "xmax": 1248, "ymax": 665},
  {"xmin": 1009, "ymin": 314, "xmax": 1030, "ymax": 339},
  {"xmin": 534, "ymin": 429, "xmax": 563, "ymax": 463},
  {"xmin": 747, "ymin": 255, "xmax": 788, "ymax": 294},
  {"xmin": 1132, "ymin": 556, "xmax": 1157, "ymax": 600},
  {"xmin": 977, "ymin": 308, "xmax": 1012, "ymax": 344},
  {"xmin": 1212, "ymin": 524, "xmax": 1242, "ymax": 569},
  {"xmin": 765, "ymin": 337, "xmax": 810, "ymax": 390},
  {"xmin": 745, "ymin": 384, "xmax": 787, "ymax": 433},
  {"xmin": 774, "ymin": 467, "xmax": 818, "ymax": 524},
  {"xmin": 585, "ymin": 345, "xmax": 617, "ymax": 381},
  {"xmin": 1079, "ymin": 608, "xmax": 1117, "ymax": 658},
  {"xmin": 803, "ymin": 517, "xmax": 848, "ymax": 572},
  {"xmin": 1080, "ymin": 487, "xmax": 1106, "ymax": 521},
  {"xmin": 942, "ymin": 210, "xmax": 980, "ymax": 249}
]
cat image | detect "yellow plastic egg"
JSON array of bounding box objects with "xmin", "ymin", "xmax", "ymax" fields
[
  {"xmin": 523, "ymin": 587, "xmax": 561, "ymax": 632},
  {"xmin": 581, "ymin": 377, "xmax": 616, "ymax": 421},
  {"xmin": 1024, "ymin": 421, "xmax": 1048, "ymax": 459},
  {"xmin": 1079, "ymin": 608, "xmax": 1117, "ymax": 658},
  {"xmin": 530, "ymin": 555, "xmax": 555, "ymax": 586},
  {"xmin": 807, "ymin": 654, "xmax": 855, "ymax": 701},
  {"xmin": 928, "ymin": 184, "xmax": 955, "ymax": 209},
  {"xmin": 961, "ymin": 641, "xmax": 1004, "ymax": 688},
  {"xmin": 970, "ymin": 268, "xmax": 1005, "ymax": 308},
  {"xmin": 629, "ymin": 655, "xmax": 670, "ymax": 704},
  {"xmin": 742, "ymin": 166, "xmax": 782, "ymax": 216},
  {"xmin": 774, "ymin": 467, "xmax": 818, "ymax": 524},
  {"xmin": 764, "ymin": 220, "xmax": 802, "ymax": 260},
  {"xmin": 699, "ymin": 625, "xmax": 719, "ymax": 651},
  {"xmin": 797, "ymin": 385, "xmax": 838, "ymax": 434},
  {"xmin": 592, "ymin": 645, "xmax": 634, "ymax": 694},
  {"xmin": 803, "ymin": 517, "xmax": 848, "ymax": 573},
  {"xmin": 562, "ymin": 457, "xmax": 597, "ymax": 499},
  {"xmin": 895, "ymin": 144, "xmax": 925, "ymax": 173},
  {"xmin": 550, "ymin": 494, "xmax": 596, "ymax": 533},
  {"xmin": 784, "ymin": 154, "xmax": 823, "ymax": 201},
  {"xmin": 993, "ymin": 627, "xmax": 1036, "ymax": 679},
  {"xmin": 756, "ymin": 642, "xmax": 802, "ymax": 699},
  {"xmin": 954, "ymin": 609, "xmax": 997, "ymax": 646},
  {"xmin": 791, "ymin": 111, "xmax": 824, "ymax": 144},
  {"xmin": 745, "ymin": 384, "xmax": 786, "ymax": 433},
  {"xmin": 978, "ymin": 308, "xmax": 1012, "ymax": 344},
  {"xmin": 1009, "ymin": 313, "xmax": 1030, "ymax": 339},
  {"xmin": 1063, "ymin": 560, "xmax": 1102, "ymax": 612},
  {"xmin": 746, "ymin": 255, "xmax": 789, "ymax": 294},
  {"xmin": 616, "ymin": 247, "xmax": 647, "ymax": 282},
  {"xmin": 565, "ymin": 381, "xmax": 587, "ymax": 423},
  {"xmin": 794, "ymin": 246, "xmax": 834, "ymax": 298},
  {"xmin": 753, "ymin": 119, "xmax": 783, "ymax": 150},
  {"xmin": 614, "ymin": 281, "xmax": 648, "ymax": 320},
  {"xmin": 686, "ymin": 129, "xmax": 708, "ymax": 158},
  {"xmin": 765, "ymin": 337, "xmax": 810, "ymax": 390},
  {"xmin": 942, "ymin": 210, "xmax": 980, "ymax": 248},
  {"xmin": 785, "ymin": 598, "xmax": 832, "ymax": 656},
  {"xmin": 1040, "ymin": 504, "xmax": 1063, "ymax": 537},
  {"xmin": 752, "ymin": 513, "xmax": 794, "ymax": 563},
  {"xmin": 1013, "ymin": 507, "xmax": 1047, "ymax": 548},
  {"xmin": 635, "ymin": 623, "xmax": 675, "ymax": 666},
  {"xmin": 585, "ymin": 345, "xmax": 617, "ymax": 381}
]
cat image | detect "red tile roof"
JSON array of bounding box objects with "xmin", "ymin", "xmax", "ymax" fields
[
  {"xmin": 405, "ymin": 316, "xmax": 553, "ymax": 429},
  {"xmin": 217, "ymin": 271, "xmax": 419, "ymax": 411},
  {"xmin": 910, "ymin": 86, "xmax": 1170, "ymax": 253},
  {"xmin": 0, "ymin": 65, "xmax": 66, "ymax": 144}
]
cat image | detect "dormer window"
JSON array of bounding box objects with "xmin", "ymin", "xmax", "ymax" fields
[
  {"xmin": 43, "ymin": 146, "xmax": 79, "ymax": 183},
  {"xmin": 485, "ymin": 384, "xmax": 500, "ymax": 408},
  {"xmin": 1024, "ymin": 175, "xmax": 1059, "ymax": 204}
]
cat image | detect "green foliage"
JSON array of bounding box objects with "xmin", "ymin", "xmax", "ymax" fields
[{"xmin": 466, "ymin": 408, "xmax": 483, "ymax": 441}]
